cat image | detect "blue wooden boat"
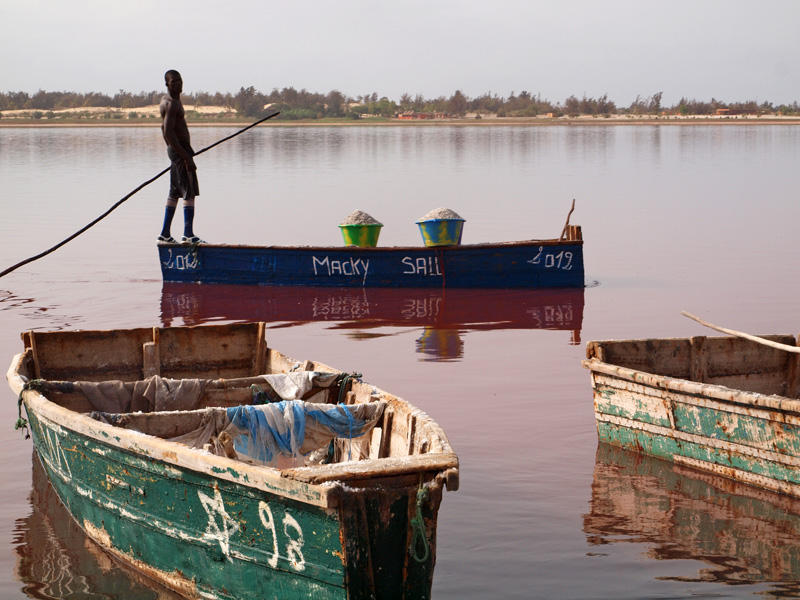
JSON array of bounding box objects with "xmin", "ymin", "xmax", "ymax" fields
[{"xmin": 157, "ymin": 228, "xmax": 584, "ymax": 288}]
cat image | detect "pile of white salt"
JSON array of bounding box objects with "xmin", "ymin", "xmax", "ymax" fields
[
  {"xmin": 417, "ymin": 207, "xmax": 464, "ymax": 221},
  {"xmin": 340, "ymin": 210, "xmax": 383, "ymax": 226}
]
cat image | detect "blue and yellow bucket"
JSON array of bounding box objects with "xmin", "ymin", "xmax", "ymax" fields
[
  {"xmin": 339, "ymin": 223, "xmax": 382, "ymax": 247},
  {"xmin": 416, "ymin": 209, "xmax": 465, "ymax": 247}
]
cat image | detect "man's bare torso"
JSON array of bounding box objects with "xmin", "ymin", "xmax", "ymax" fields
[{"xmin": 160, "ymin": 94, "xmax": 191, "ymax": 150}]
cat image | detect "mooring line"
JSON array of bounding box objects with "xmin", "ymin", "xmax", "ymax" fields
[{"xmin": 0, "ymin": 110, "xmax": 280, "ymax": 279}]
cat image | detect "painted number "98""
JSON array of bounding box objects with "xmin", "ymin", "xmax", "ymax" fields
[{"xmin": 259, "ymin": 501, "xmax": 306, "ymax": 572}]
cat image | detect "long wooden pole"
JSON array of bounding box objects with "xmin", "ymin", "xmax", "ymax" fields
[
  {"xmin": 0, "ymin": 111, "xmax": 280, "ymax": 279},
  {"xmin": 681, "ymin": 311, "xmax": 800, "ymax": 354}
]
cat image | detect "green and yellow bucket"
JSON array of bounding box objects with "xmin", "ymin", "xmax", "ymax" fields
[
  {"xmin": 339, "ymin": 223, "xmax": 383, "ymax": 247},
  {"xmin": 415, "ymin": 208, "xmax": 465, "ymax": 247},
  {"xmin": 339, "ymin": 210, "xmax": 383, "ymax": 247}
]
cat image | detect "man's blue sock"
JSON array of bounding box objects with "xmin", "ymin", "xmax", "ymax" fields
[
  {"xmin": 161, "ymin": 205, "xmax": 176, "ymax": 237},
  {"xmin": 183, "ymin": 205, "xmax": 195, "ymax": 238}
]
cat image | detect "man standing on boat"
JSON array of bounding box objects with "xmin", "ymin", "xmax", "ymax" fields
[{"xmin": 158, "ymin": 69, "xmax": 203, "ymax": 244}]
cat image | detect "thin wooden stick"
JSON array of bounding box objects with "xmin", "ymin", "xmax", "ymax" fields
[
  {"xmin": 681, "ymin": 311, "xmax": 800, "ymax": 354},
  {"xmin": 0, "ymin": 111, "xmax": 280, "ymax": 279},
  {"xmin": 559, "ymin": 199, "xmax": 576, "ymax": 240}
]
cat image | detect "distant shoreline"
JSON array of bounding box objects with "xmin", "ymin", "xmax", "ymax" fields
[
  {"xmin": 3, "ymin": 116, "xmax": 800, "ymax": 128},
  {"xmin": 3, "ymin": 103, "xmax": 800, "ymax": 127}
]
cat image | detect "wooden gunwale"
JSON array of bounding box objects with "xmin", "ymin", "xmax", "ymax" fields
[
  {"xmin": 283, "ymin": 453, "xmax": 459, "ymax": 484},
  {"xmin": 583, "ymin": 358, "xmax": 800, "ymax": 415},
  {"xmin": 10, "ymin": 346, "xmax": 460, "ymax": 507},
  {"xmin": 158, "ymin": 238, "xmax": 583, "ymax": 251},
  {"xmin": 591, "ymin": 373, "xmax": 800, "ymax": 427}
]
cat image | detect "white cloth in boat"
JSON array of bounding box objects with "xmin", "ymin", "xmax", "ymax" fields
[
  {"xmin": 255, "ymin": 371, "xmax": 340, "ymax": 405},
  {"xmin": 68, "ymin": 371, "xmax": 341, "ymax": 413},
  {"xmin": 72, "ymin": 376, "xmax": 206, "ymax": 413},
  {"xmin": 83, "ymin": 371, "xmax": 385, "ymax": 467}
]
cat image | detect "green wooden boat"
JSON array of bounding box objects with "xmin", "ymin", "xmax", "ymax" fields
[
  {"xmin": 583, "ymin": 332, "xmax": 800, "ymax": 497},
  {"xmin": 7, "ymin": 323, "xmax": 459, "ymax": 599}
]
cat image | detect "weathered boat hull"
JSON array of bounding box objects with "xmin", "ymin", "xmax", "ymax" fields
[
  {"xmin": 157, "ymin": 239, "xmax": 584, "ymax": 288},
  {"xmin": 27, "ymin": 410, "xmax": 342, "ymax": 598},
  {"xmin": 19, "ymin": 452, "xmax": 184, "ymax": 599},
  {"xmin": 584, "ymin": 335, "xmax": 800, "ymax": 498},
  {"xmin": 9, "ymin": 323, "xmax": 458, "ymax": 599}
]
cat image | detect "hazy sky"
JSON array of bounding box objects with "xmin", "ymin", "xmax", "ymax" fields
[{"xmin": 2, "ymin": 0, "xmax": 798, "ymax": 105}]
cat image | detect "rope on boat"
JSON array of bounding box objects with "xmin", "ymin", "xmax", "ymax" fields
[
  {"xmin": 250, "ymin": 383, "xmax": 282, "ymax": 404},
  {"xmin": 0, "ymin": 111, "xmax": 280, "ymax": 280},
  {"xmin": 15, "ymin": 379, "xmax": 45, "ymax": 439},
  {"xmin": 409, "ymin": 476, "xmax": 430, "ymax": 563},
  {"xmin": 336, "ymin": 373, "xmax": 362, "ymax": 461},
  {"xmin": 336, "ymin": 372, "xmax": 362, "ymax": 405},
  {"xmin": 15, "ymin": 396, "xmax": 28, "ymax": 439}
]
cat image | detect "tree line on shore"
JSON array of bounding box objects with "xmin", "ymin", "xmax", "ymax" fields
[{"xmin": 1, "ymin": 87, "xmax": 798, "ymax": 119}]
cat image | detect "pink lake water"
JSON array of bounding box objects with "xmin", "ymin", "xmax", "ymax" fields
[{"xmin": 1, "ymin": 124, "xmax": 800, "ymax": 598}]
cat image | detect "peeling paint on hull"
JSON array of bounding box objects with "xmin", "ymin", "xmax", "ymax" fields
[
  {"xmin": 28, "ymin": 411, "xmax": 345, "ymax": 600},
  {"xmin": 585, "ymin": 345, "xmax": 800, "ymax": 498}
]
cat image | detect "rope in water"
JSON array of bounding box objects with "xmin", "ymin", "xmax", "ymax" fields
[
  {"xmin": 15, "ymin": 379, "xmax": 47, "ymax": 439},
  {"xmin": 15, "ymin": 393, "xmax": 29, "ymax": 439},
  {"xmin": 409, "ymin": 476, "xmax": 430, "ymax": 563},
  {"xmin": 0, "ymin": 110, "xmax": 280, "ymax": 279}
]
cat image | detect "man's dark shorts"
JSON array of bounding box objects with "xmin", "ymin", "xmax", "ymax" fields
[{"xmin": 167, "ymin": 146, "xmax": 200, "ymax": 199}]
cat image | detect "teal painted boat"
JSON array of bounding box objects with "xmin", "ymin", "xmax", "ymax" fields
[
  {"xmin": 583, "ymin": 333, "xmax": 800, "ymax": 497},
  {"xmin": 7, "ymin": 323, "xmax": 459, "ymax": 599}
]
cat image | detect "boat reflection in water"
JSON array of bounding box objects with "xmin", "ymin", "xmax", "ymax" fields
[
  {"xmin": 14, "ymin": 455, "xmax": 182, "ymax": 600},
  {"xmin": 160, "ymin": 284, "xmax": 584, "ymax": 361},
  {"xmin": 584, "ymin": 443, "xmax": 800, "ymax": 591}
]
